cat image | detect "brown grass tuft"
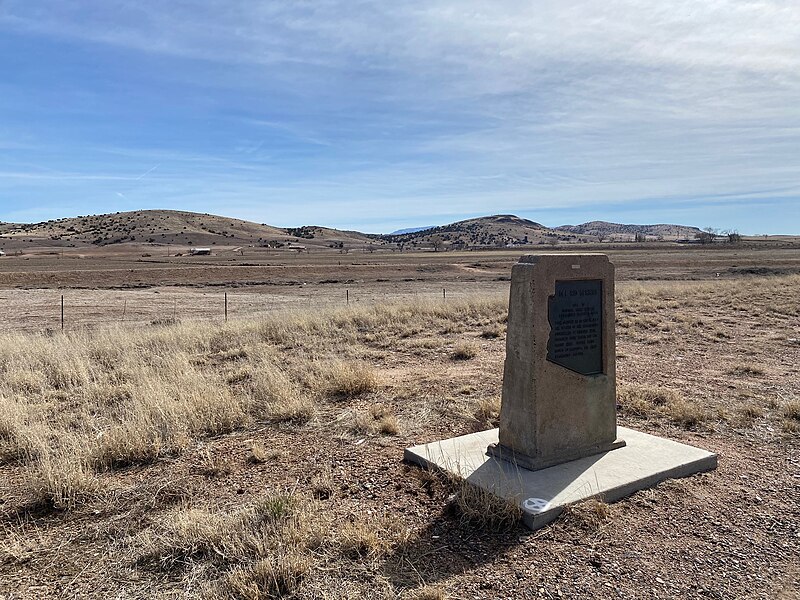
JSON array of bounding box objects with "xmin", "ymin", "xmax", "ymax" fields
[
  {"xmin": 473, "ymin": 395, "xmax": 501, "ymax": 427},
  {"xmin": 782, "ymin": 400, "xmax": 800, "ymax": 421},
  {"xmin": 449, "ymin": 479, "xmax": 521, "ymax": 530},
  {"xmin": 409, "ymin": 586, "xmax": 447, "ymax": 600},
  {"xmin": 728, "ymin": 363, "xmax": 766, "ymax": 377},
  {"xmin": 247, "ymin": 365, "xmax": 314, "ymax": 423},
  {"xmin": 783, "ymin": 419, "xmax": 800, "ymax": 434},
  {"xmin": 217, "ymin": 552, "xmax": 311, "ymax": 599},
  {"xmin": 451, "ymin": 341, "xmax": 479, "ymax": 360},
  {"xmin": 322, "ymin": 361, "xmax": 379, "ymax": 399},
  {"xmin": 665, "ymin": 398, "xmax": 711, "ymax": 428},
  {"xmin": 338, "ymin": 519, "xmax": 393, "ymax": 558},
  {"xmin": 136, "ymin": 490, "xmax": 319, "ymax": 595},
  {"xmin": 23, "ymin": 449, "xmax": 100, "ymax": 510},
  {"xmin": 480, "ymin": 325, "xmax": 504, "ymax": 339},
  {"xmin": 617, "ymin": 384, "xmax": 679, "ymax": 416},
  {"xmin": 618, "ymin": 384, "xmax": 710, "ymax": 428},
  {"xmin": 561, "ymin": 498, "xmax": 612, "ymax": 531},
  {"xmin": 738, "ymin": 404, "xmax": 764, "ymax": 421},
  {"xmin": 248, "ymin": 442, "xmax": 283, "ymax": 464},
  {"xmin": 352, "ymin": 403, "xmax": 399, "ymax": 436},
  {"xmin": 311, "ymin": 466, "xmax": 334, "ymax": 500}
]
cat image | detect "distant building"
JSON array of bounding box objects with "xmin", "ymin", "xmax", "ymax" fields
[
  {"xmin": 189, "ymin": 247, "xmax": 212, "ymax": 255},
  {"xmin": 0, "ymin": 250, "xmax": 5, "ymax": 256}
]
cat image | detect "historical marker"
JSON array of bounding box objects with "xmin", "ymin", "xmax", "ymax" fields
[
  {"xmin": 405, "ymin": 253, "xmax": 718, "ymax": 531},
  {"xmin": 546, "ymin": 279, "xmax": 603, "ymax": 375},
  {"xmin": 487, "ymin": 254, "xmax": 624, "ymax": 471}
]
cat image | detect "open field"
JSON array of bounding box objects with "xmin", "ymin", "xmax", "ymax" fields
[
  {"xmin": 0, "ymin": 243, "xmax": 799, "ymax": 332},
  {"xmin": 0, "ymin": 268, "xmax": 798, "ymax": 598}
]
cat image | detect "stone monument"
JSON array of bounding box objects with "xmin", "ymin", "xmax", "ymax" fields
[
  {"xmin": 405, "ymin": 253, "xmax": 718, "ymax": 530},
  {"xmin": 488, "ymin": 254, "xmax": 625, "ymax": 470}
]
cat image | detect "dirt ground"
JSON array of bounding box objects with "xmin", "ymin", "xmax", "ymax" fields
[{"xmin": 0, "ymin": 248, "xmax": 798, "ymax": 599}]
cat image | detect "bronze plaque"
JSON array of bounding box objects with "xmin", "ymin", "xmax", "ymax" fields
[{"xmin": 546, "ymin": 279, "xmax": 603, "ymax": 375}]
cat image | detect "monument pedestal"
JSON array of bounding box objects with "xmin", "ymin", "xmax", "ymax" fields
[
  {"xmin": 486, "ymin": 436, "xmax": 626, "ymax": 472},
  {"xmin": 405, "ymin": 254, "xmax": 717, "ymax": 530},
  {"xmin": 405, "ymin": 427, "xmax": 717, "ymax": 531}
]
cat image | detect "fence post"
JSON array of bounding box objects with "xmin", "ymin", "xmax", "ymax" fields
[
  {"xmin": 61, "ymin": 295, "xmax": 64, "ymax": 331},
  {"xmin": 224, "ymin": 292, "xmax": 228, "ymax": 322},
  {"xmin": 346, "ymin": 289, "xmax": 349, "ymax": 305},
  {"xmin": 443, "ymin": 288, "xmax": 446, "ymax": 301}
]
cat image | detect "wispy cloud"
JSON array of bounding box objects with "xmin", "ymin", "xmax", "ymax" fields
[{"xmin": 0, "ymin": 1, "xmax": 798, "ymax": 233}]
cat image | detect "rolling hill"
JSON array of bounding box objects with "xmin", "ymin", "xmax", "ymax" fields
[
  {"xmin": 554, "ymin": 221, "xmax": 702, "ymax": 241},
  {"xmin": 382, "ymin": 214, "xmax": 577, "ymax": 248},
  {"xmin": 0, "ymin": 210, "xmax": 705, "ymax": 253},
  {"xmin": 0, "ymin": 210, "xmax": 378, "ymax": 251}
]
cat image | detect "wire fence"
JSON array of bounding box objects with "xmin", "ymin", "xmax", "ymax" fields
[{"xmin": 0, "ymin": 283, "xmax": 499, "ymax": 334}]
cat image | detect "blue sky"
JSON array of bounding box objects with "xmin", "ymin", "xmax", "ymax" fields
[{"xmin": 1, "ymin": 1, "xmax": 798, "ymax": 234}]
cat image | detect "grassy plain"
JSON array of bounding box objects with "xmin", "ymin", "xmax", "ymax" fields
[
  {"xmin": 0, "ymin": 242, "xmax": 798, "ymax": 331},
  {"xmin": 0, "ymin": 244, "xmax": 798, "ymax": 598}
]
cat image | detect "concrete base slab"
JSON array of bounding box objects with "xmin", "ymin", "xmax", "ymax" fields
[
  {"xmin": 404, "ymin": 426, "xmax": 717, "ymax": 530},
  {"xmin": 486, "ymin": 437, "xmax": 626, "ymax": 472}
]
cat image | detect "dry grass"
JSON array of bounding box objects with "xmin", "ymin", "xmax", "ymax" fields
[
  {"xmin": 0, "ymin": 297, "xmax": 504, "ymax": 509},
  {"xmin": 449, "ymin": 478, "xmax": 522, "ymax": 530},
  {"xmin": 408, "ymin": 586, "xmax": 447, "ymax": 600},
  {"xmin": 472, "ymin": 395, "xmax": 501, "ymax": 427},
  {"xmin": 561, "ymin": 498, "xmax": 612, "ymax": 531},
  {"xmin": 1, "ymin": 275, "xmax": 799, "ymax": 595},
  {"xmin": 480, "ymin": 325, "xmax": 504, "ymax": 339},
  {"xmin": 135, "ymin": 491, "xmax": 319, "ymax": 597},
  {"xmin": 352, "ymin": 404, "xmax": 399, "ymax": 436},
  {"xmin": 336, "ymin": 516, "xmax": 403, "ymax": 559},
  {"xmin": 666, "ymin": 398, "xmax": 712, "ymax": 429},
  {"xmin": 782, "ymin": 400, "xmax": 800, "ymax": 421},
  {"xmin": 322, "ymin": 360, "xmax": 379, "ymax": 399},
  {"xmin": 728, "ymin": 363, "xmax": 766, "ymax": 377},
  {"xmin": 616, "ymin": 276, "xmax": 800, "ymax": 341},
  {"xmin": 247, "ymin": 443, "xmax": 283, "ymax": 464},
  {"xmin": 310, "ymin": 466, "xmax": 334, "ymax": 500},
  {"xmin": 618, "ymin": 384, "xmax": 710, "ymax": 428},
  {"xmin": 783, "ymin": 419, "xmax": 800, "ymax": 434},
  {"xmin": 617, "ymin": 384, "xmax": 680, "ymax": 415},
  {"xmin": 451, "ymin": 341, "xmax": 479, "ymax": 360},
  {"xmin": 738, "ymin": 404, "xmax": 765, "ymax": 421}
]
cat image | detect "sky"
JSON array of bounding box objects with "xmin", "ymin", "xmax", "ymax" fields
[{"xmin": 0, "ymin": 1, "xmax": 798, "ymax": 234}]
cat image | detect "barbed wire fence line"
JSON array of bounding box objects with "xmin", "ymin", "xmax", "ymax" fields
[{"xmin": 0, "ymin": 284, "xmax": 485, "ymax": 334}]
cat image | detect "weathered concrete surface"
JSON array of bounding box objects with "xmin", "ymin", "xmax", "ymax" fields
[
  {"xmin": 491, "ymin": 254, "xmax": 622, "ymax": 470},
  {"xmin": 405, "ymin": 427, "xmax": 717, "ymax": 531}
]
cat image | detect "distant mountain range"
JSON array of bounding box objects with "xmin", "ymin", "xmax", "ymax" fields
[
  {"xmin": 382, "ymin": 215, "xmax": 702, "ymax": 248},
  {"xmin": 555, "ymin": 221, "xmax": 702, "ymax": 239},
  {"xmin": 389, "ymin": 226, "xmax": 436, "ymax": 235},
  {"xmin": 0, "ymin": 210, "xmax": 704, "ymax": 252}
]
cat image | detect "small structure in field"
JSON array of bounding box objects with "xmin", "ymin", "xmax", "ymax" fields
[
  {"xmin": 0, "ymin": 250, "xmax": 5, "ymax": 256},
  {"xmin": 406, "ymin": 253, "xmax": 717, "ymax": 530},
  {"xmin": 189, "ymin": 247, "xmax": 212, "ymax": 256}
]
